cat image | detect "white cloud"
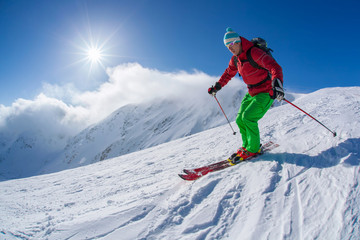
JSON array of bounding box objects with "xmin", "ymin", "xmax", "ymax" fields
[
  {"xmin": 0, "ymin": 94, "xmax": 88, "ymax": 137},
  {"xmin": 0, "ymin": 62, "xmax": 220, "ymax": 141},
  {"xmin": 62, "ymin": 62, "xmax": 218, "ymax": 124}
]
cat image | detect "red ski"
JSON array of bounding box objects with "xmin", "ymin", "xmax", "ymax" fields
[{"xmin": 179, "ymin": 141, "xmax": 279, "ymax": 181}]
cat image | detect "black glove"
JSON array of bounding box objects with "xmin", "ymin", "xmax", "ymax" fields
[
  {"xmin": 208, "ymin": 82, "xmax": 222, "ymax": 95},
  {"xmin": 269, "ymin": 78, "xmax": 284, "ymax": 101}
]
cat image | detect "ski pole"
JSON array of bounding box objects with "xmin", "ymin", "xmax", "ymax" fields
[
  {"xmin": 283, "ymin": 98, "xmax": 337, "ymax": 137},
  {"xmin": 213, "ymin": 93, "xmax": 236, "ymax": 135}
]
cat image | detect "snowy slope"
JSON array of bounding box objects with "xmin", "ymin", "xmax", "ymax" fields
[{"xmin": 0, "ymin": 87, "xmax": 359, "ymax": 240}]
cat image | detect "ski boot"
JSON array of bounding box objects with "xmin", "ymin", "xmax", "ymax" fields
[
  {"xmin": 228, "ymin": 145, "xmax": 262, "ymax": 165},
  {"xmin": 228, "ymin": 147, "xmax": 246, "ymax": 165}
]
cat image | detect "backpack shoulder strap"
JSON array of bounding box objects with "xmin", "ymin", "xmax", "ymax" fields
[
  {"xmin": 246, "ymin": 46, "xmax": 267, "ymax": 70},
  {"xmin": 243, "ymin": 46, "xmax": 272, "ymax": 89},
  {"xmin": 233, "ymin": 55, "xmax": 238, "ymax": 68},
  {"xmin": 232, "ymin": 55, "xmax": 241, "ymax": 77}
]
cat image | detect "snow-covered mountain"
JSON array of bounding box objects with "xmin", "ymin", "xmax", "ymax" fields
[
  {"xmin": 0, "ymin": 79, "xmax": 299, "ymax": 179},
  {"xmin": 1, "ymin": 86, "xmax": 359, "ymax": 239},
  {"xmin": 0, "ymin": 84, "xmax": 244, "ymax": 179},
  {"xmin": 43, "ymin": 90, "xmax": 246, "ymax": 174},
  {"xmin": 44, "ymin": 85, "xmax": 299, "ymax": 174}
]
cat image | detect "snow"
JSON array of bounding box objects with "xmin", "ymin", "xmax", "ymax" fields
[{"xmin": 1, "ymin": 86, "xmax": 360, "ymax": 239}]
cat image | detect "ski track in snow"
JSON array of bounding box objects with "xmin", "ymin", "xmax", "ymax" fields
[{"xmin": 1, "ymin": 87, "xmax": 360, "ymax": 240}]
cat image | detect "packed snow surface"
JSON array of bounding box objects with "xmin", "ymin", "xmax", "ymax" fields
[{"xmin": 1, "ymin": 87, "xmax": 360, "ymax": 239}]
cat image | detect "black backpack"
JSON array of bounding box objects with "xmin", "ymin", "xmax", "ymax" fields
[
  {"xmin": 251, "ymin": 37, "xmax": 274, "ymax": 58},
  {"xmin": 234, "ymin": 37, "xmax": 274, "ymax": 87}
]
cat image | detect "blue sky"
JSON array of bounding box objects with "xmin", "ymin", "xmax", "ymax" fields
[{"xmin": 1, "ymin": 0, "xmax": 359, "ymax": 106}]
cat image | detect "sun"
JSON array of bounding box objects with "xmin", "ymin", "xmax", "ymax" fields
[
  {"xmin": 69, "ymin": 25, "xmax": 120, "ymax": 75},
  {"xmin": 87, "ymin": 47, "xmax": 103, "ymax": 63},
  {"xmin": 70, "ymin": 40, "xmax": 107, "ymax": 73},
  {"xmin": 77, "ymin": 41, "xmax": 108, "ymax": 74}
]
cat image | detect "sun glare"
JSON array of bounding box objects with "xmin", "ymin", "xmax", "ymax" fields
[
  {"xmin": 87, "ymin": 47, "xmax": 102, "ymax": 62},
  {"xmin": 75, "ymin": 41, "xmax": 108, "ymax": 74},
  {"xmin": 69, "ymin": 24, "xmax": 120, "ymax": 75}
]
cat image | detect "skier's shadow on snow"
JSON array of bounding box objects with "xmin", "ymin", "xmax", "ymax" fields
[{"xmin": 257, "ymin": 138, "xmax": 360, "ymax": 168}]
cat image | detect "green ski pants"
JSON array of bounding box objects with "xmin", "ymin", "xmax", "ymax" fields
[{"xmin": 235, "ymin": 93, "xmax": 274, "ymax": 153}]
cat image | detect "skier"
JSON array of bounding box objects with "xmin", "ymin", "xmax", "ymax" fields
[{"xmin": 208, "ymin": 27, "xmax": 284, "ymax": 161}]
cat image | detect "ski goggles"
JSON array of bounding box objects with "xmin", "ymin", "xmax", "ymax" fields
[{"xmin": 227, "ymin": 39, "xmax": 239, "ymax": 48}]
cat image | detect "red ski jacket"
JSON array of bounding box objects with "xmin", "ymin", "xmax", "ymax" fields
[{"xmin": 218, "ymin": 37, "xmax": 283, "ymax": 97}]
